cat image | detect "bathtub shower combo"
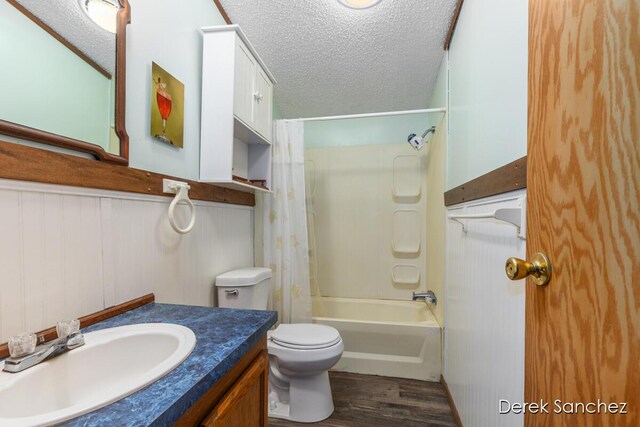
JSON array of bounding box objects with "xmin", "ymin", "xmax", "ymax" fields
[{"xmin": 302, "ymin": 113, "xmax": 444, "ymax": 381}]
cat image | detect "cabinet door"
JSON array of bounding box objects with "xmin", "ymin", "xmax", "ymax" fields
[
  {"xmin": 233, "ymin": 37, "xmax": 256, "ymax": 127},
  {"xmin": 253, "ymin": 67, "xmax": 273, "ymax": 142},
  {"xmin": 201, "ymin": 351, "xmax": 268, "ymax": 427}
]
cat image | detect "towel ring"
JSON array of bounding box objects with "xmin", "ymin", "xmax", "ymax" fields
[{"xmin": 167, "ymin": 184, "xmax": 196, "ymax": 234}]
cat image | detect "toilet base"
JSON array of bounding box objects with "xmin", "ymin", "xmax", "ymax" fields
[{"xmin": 268, "ymin": 371, "xmax": 335, "ymax": 423}]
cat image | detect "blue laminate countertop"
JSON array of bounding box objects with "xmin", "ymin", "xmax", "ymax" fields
[{"xmin": 62, "ymin": 303, "xmax": 277, "ymax": 427}]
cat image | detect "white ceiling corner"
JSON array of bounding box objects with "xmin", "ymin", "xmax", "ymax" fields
[{"xmin": 219, "ymin": 0, "xmax": 457, "ymax": 118}]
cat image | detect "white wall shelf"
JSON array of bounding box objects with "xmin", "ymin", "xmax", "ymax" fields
[
  {"xmin": 448, "ymin": 197, "xmax": 527, "ymax": 240},
  {"xmin": 217, "ymin": 179, "xmax": 272, "ymax": 194}
]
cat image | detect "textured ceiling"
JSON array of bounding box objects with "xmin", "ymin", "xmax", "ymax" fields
[
  {"xmin": 220, "ymin": 0, "xmax": 457, "ymax": 118},
  {"xmin": 16, "ymin": 0, "xmax": 115, "ymax": 75}
]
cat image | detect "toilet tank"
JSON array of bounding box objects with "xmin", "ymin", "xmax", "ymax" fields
[{"xmin": 215, "ymin": 267, "xmax": 271, "ymax": 310}]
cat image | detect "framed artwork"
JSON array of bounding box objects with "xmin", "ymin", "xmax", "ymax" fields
[{"xmin": 150, "ymin": 62, "xmax": 184, "ymax": 148}]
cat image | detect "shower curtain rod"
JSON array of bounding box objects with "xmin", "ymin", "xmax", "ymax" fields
[{"xmin": 284, "ymin": 107, "xmax": 446, "ymax": 122}]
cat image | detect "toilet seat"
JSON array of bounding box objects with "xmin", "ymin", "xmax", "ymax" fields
[{"xmin": 270, "ymin": 324, "xmax": 341, "ymax": 350}]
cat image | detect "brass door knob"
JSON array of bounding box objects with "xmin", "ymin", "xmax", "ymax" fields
[{"xmin": 505, "ymin": 252, "xmax": 552, "ymax": 286}]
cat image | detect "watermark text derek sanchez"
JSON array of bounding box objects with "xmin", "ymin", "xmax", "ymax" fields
[{"xmin": 499, "ymin": 399, "xmax": 628, "ymax": 415}]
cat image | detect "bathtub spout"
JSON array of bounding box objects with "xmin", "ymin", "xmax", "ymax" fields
[{"xmin": 412, "ymin": 291, "xmax": 437, "ymax": 305}]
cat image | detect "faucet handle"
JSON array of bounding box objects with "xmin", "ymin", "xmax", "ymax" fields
[
  {"xmin": 65, "ymin": 330, "xmax": 85, "ymax": 349},
  {"xmin": 7, "ymin": 333, "xmax": 37, "ymax": 358},
  {"xmin": 56, "ymin": 319, "xmax": 80, "ymax": 339}
]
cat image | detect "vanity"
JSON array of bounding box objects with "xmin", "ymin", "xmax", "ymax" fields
[
  {"xmin": 0, "ymin": 302, "xmax": 277, "ymax": 426},
  {"xmin": 76, "ymin": 303, "xmax": 276, "ymax": 426}
]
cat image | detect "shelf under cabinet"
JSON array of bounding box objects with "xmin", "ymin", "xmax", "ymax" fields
[
  {"xmin": 211, "ymin": 179, "xmax": 271, "ymax": 193},
  {"xmin": 234, "ymin": 117, "xmax": 271, "ymax": 146}
]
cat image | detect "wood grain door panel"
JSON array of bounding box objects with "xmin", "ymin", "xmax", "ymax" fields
[{"xmin": 527, "ymin": 0, "xmax": 640, "ymax": 425}]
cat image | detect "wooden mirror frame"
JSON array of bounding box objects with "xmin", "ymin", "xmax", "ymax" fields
[{"xmin": 0, "ymin": 0, "xmax": 131, "ymax": 165}]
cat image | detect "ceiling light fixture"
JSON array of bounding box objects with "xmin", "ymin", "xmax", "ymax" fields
[
  {"xmin": 79, "ymin": 0, "xmax": 120, "ymax": 33},
  {"xmin": 338, "ymin": 0, "xmax": 382, "ymax": 10}
]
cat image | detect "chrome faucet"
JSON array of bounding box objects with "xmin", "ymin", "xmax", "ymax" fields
[
  {"xmin": 413, "ymin": 290, "xmax": 437, "ymax": 305},
  {"xmin": 2, "ymin": 330, "xmax": 85, "ymax": 373}
]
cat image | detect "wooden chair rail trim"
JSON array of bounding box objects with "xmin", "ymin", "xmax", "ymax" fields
[
  {"xmin": 212, "ymin": 0, "xmax": 233, "ymax": 24},
  {"xmin": 444, "ymin": 0, "xmax": 464, "ymax": 50},
  {"xmin": 176, "ymin": 338, "xmax": 267, "ymax": 426},
  {"xmin": 444, "ymin": 156, "xmax": 527, "ymax": 206},
  {"xmin": 0, "ymin": 294, "xmax": 155, "ymax": 359},
  {"xmin": 0, "ymin": 120, "xmax": 127, "ymax": 165},
  {"xmin": 440, "ymin": 375, "xmax": 464, "ymax": 427},
  {"xmin": 0, "ymin": 140, "xmax": 255, "ymax": 206}
]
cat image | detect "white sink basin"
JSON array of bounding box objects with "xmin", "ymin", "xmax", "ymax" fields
[{"xmin": 0, "ymin": 323, "xmax": 196, "ymax": 427}]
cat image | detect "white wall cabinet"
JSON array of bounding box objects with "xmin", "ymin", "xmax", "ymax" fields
[{"xmin": 200, "ymin": 25, "xmax": 276, "ymax": 192}]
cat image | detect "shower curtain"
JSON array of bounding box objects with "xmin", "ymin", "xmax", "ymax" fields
[{"xmin": 260, "ymin": 120, "xmax": 312, "ymax": 324}]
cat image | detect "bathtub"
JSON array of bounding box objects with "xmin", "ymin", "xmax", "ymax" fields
[{"xmin": 312, "ymin": 296, "xmax": 441, "ymax": 381}]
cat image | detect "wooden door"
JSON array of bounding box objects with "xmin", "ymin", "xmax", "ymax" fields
[{"xmin": 527, "ymin": 0, "xmax": 639, "ymax": 425}]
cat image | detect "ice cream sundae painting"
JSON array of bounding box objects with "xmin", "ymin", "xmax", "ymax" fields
[{"xmin": 150, "ymin": 62, "xmax": 184, "ymax": 148}]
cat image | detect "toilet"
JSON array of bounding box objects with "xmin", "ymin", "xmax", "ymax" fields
[{"xmin": 216, "ymin": 267, "xmax": 344, "ymax": 423}]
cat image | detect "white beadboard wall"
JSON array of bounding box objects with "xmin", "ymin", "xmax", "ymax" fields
[
  {"xmin": 444, "ymin": 190, "xmax": 526, "ymax": 427},
  {"xmin": 0, "ymin": 179, "xmax": 253, "ymax": 342}
]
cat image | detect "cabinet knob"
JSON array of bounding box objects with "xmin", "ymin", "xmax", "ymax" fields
[{"xmin": 254, "ymin": 92, "xmax": 263, "ymax": 102}]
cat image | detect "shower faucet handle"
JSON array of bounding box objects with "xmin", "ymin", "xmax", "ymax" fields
[{"xmin": 412, "ymin": 291, "xmax": 437, "ymax": 305}]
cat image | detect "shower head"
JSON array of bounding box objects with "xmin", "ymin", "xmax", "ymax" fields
[{"xmin": 407, "ymin": 126, "xmax": 436, "ymax": 150}]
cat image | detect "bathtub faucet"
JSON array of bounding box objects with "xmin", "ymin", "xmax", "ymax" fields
[{"xmin": 412, "ymin": 290, "xmax": 437, "ymax": 305}]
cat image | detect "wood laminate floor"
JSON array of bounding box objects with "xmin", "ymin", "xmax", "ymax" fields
[{"xmin": 268, "ymin": 371, "xmax": 457, "ymax": 427}]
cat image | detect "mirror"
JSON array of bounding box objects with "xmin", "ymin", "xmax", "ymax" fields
[{"xmin": 0, "ymin": 0, "xmax": 130, "ymax": 164}]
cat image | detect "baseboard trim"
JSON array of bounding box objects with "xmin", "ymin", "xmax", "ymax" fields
[{"xmin": 440, "ymin": 375, "xmax": 463, "ymax": 427}]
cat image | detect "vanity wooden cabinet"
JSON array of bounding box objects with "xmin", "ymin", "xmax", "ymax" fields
[
  {"xmin": 177, "ymin": 337, "xmax": 269, "ymax": 427},
  {"xmin": 201, "ymin": 351, "xmax": 268, "ymax": 426},
  {"xmin": 200, "ymin": 25, "xmax": 276, "ymax": 193}
]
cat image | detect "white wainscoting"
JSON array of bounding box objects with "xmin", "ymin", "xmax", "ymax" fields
[
  {"xmin": 0, "ymin": 179, "xmax": 254, "ymax": 342},
  {"xmin": 444, "ymin": 190, "xmax": 526, "ymax": 427}
]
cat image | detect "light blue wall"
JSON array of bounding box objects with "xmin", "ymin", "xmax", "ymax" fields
[
  {"xmin": 303, "ymin": 114, "xmax": 441, "ymax": 149},
  {"xmin": 273, "ymin": 103, "xmax": 284, "ymax": 121},
  {"xmin": 446, "ymin": 0, "xmax": 528, "ymax": 190},
  {"xmin": 0, "ymin": 1, "xmax": 112, "ymax": 150},
  {"xmin": 126, "ymin": 0, "xmax": 226, "ymax": 179},
  {"xmin": 429, "ymin": 57, "xmax": 448, "ymax": 110}
]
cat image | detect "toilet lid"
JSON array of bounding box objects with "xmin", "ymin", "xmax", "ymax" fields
[{"xmin": 270, "ymin": 324, "xmax": 341, "ymax": 350}]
